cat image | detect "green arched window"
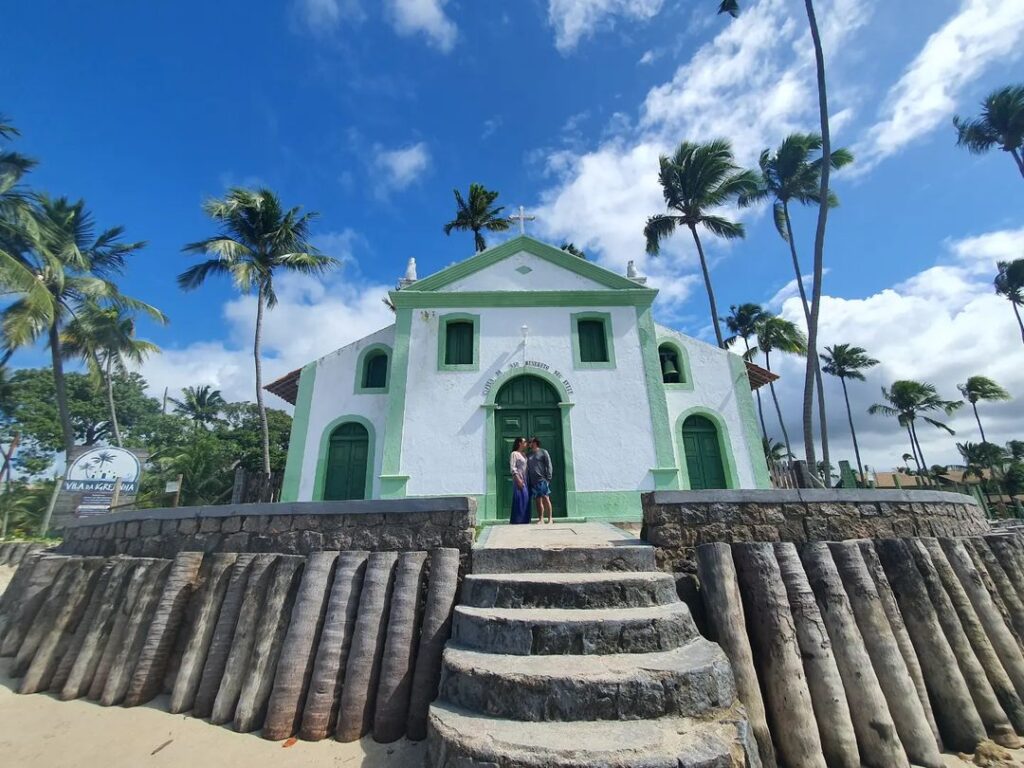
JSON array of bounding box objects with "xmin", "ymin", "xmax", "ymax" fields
[
  {"xmin": 362, "ymin": 351, "xmax": 388, "ymax": 389},
  {"xmin": 659, "ymin": 344, "xmax": 682, "ymax": 384},
  {"xmin": 445, "ymin": 321, "xmax": 474, "ymax": 365}
]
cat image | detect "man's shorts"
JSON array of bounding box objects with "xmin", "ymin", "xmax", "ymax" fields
[{"xmin": 530, "ymin": 481, "xmax": 551, "ymax": 499}]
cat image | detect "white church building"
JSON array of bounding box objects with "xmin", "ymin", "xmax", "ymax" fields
[{"xmin": 268, "ymin": 236, "xmax": 772, "ymax": 522}]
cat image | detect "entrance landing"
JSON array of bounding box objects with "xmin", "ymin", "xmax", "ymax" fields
[{"xmin": 476, "ymin": 521, "xmax": 639, "ymax": 550}]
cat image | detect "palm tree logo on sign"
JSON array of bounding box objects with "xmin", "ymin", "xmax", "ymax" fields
[{"xmin": 65, "ymin": 447, "xmax": 141, "ymax": 492}]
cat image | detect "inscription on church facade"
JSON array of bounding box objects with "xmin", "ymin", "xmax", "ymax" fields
[{"xmin": 483, "ymin": 360, "xmax": 574, "ymax": 397}]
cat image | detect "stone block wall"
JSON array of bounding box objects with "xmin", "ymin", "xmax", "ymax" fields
[
  {"xmin": 642, "ymin": 489, "xmax": 988, "ymax": 575},
  {"xmin": 58, "ymin": 497, "xmax": 476, "ymax": 559}
]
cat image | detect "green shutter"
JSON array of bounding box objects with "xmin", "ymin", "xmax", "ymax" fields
[
  {"xmin": 363, "ymin": 352, "xmax": 388, "ymax": 388},
  {"xmin": 577, "ymin": 319, "xmax": 608, "ymax": 363},
  {"xmin": 446, "ymin": 321, "xmax": 474, "ymax": 365}
]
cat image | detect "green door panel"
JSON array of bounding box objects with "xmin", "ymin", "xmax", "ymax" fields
[
  {"xmin": 681, "ymin": 415, "xmax": 727, "ymax": 491},
  {"xmin": 324, "ymin": 422, "xmax": 370, "ymax": 500}
]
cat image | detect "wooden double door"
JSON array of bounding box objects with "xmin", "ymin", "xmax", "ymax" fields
[
  {"xmin": 681, "ymin": 414, "xmax": 728, "ymax": 490},
  {"xmin": 495, "ymin": 376, "xmax": 566, "ymax": 520},
  {"xmin": 323, "ymin": 422, "xmax": 369, "ymax": 501}
]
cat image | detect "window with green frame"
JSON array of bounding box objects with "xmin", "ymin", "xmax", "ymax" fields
[
  {"xmin": 577, "ymin": 318, "xmax": 609, "ymax": 363},
  {"xmin": 445, "ymin": 321, "xmax": 475, "ymax": 365},
  {"xmin": 362, "ymin": 351, "xmax": 388, "ymax": 389}
]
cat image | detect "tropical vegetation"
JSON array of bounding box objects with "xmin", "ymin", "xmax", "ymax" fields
[
  {"xmin": 169, "ymin": 385, "xmax": 227, "ymax": 427},
  {"xmin": 953, "ymin": 84, "xmax": 1024, "ymax": 180},
  {"xmin": 443, "ymin": 183, "xmax": 510, "ymax": 253},
  {"xmin": 995, "ymin": 258, "xmax": 1024, "ymax": 345},
  {"xmin": 755, "ymin": 315, "xmax": 807, "ymax": 461},
  {"xmin": 958, "ymin": 376, "xmax": 1011, "ymax": 443},
  {"xmin": 868, "ymin": 380, "xmax": 961, "ymax": 473},
  {"xmin": 820, "ymin": 344, "xmax": 878, "ymax": 481}
]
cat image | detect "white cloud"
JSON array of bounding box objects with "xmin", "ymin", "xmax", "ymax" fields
[
  {"xmin": 766, "ymin": 270, "xmax": 828, "ymax": 311},
  {"xmin": 373, "ymin": 142, "xmax": 431, "ymax": 197},
  {"xmin": 637, "ymin": 49, "xmax": 657, "ymax": 65},
  {"xmin": 856, "ymin": 0, "xmax": 1024, "ymax": 171},
  {"xmin": 548, "ymin": 0, "xmax": 664, "ymax": 53},
  {"xmin": 386, "ymin": 0, "xmax": 457, "ymax": 52},
  {"xmin": 481, "ymin": 116, "xmax": 503, "ymax": 140},
  {"xmin": 291, "ymin": 0, "xmax": 365, "ymax": 34}
]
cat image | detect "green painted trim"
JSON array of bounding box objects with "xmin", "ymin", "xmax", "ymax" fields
[
  {"xmin": 728, "ymin": 353, "xmax": 772, "ymax": 489},
  {"xmin": 675, "ymin": 406, "xmax": 741, "ymax": 490},
  {"xmin": 390, "ymin": 289, "xmax": 656, "ymax": 309},
  {"xmin": 409, "ymin": 235, "xmax": 645, "ymax": 292},
  {"xmin": 657, "ymin": 338, "xmax": 694, "ymax": 392},
  {"xmin": 650, "ymin": 468, "xmax": 681, "ymax": 491},
  {"xmin": 480, "ymin": 368, "xmax": 578, "ymax": 521},
  {"xmin": 570, "ymin": 311, "xmax": 616, "ymax": 370},
  {"xmin": 280, "ymin": 362, "xmax": 317, "ymax": 502},
  {"xmin": 353, "ymin": 343, "xmax": 392, "ymax": 394},
  {"xmin": 380, "ymin": 308, "xmax": 412, "ymax": 498},
  {"xmin": 311, "ymin": 414, "xmax": 377, "ymax": 501},
  {"xmin": 437, "ymin": 312, "xmax": 481, "ymax": 372},
  {"xmin": 636, "ymin": 307, "xmax": 680, "ymax": 489},
  {"xmin": 574, "ymin": 491, "xmax": 643, "ymax": 521},
  {"xmin": 379, "ymin": 475, "xmax": 410, "ymax": 497}
]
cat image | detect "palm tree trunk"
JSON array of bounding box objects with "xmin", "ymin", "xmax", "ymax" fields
[
  {"xmin": 905, "ymin": 423, "xmax": 922, "ymax": 474},
  {"xmin": 764, "ymin": 351, "xmax": 793, "ymax": 459},
  {"xmin": 1011, "ymin": 148, "xmax": 1024, "ymax": 180},
  {"xmin": 473, "ymin": 228, "xmax": 485, "ymax": 253},
  {"xmin": 973, "ymin": 401, "xmax": 987, "ymax": 443},
  {"xmin": 910, "ymin": 419, "xmax": 930, "ymax": 480},
  {"xmin": 689, "ymin": 225, "xmax": 725, "ymax": 348},
  {"xmin": 104, "ymin": 356, "xmax": 122, "ymax": 447},
  {"xmin": 802, "ymin": 0, "xmax": 830, "ymax": 478},
  {"xmin": 783, "ymin": 201, "xmax": 831, "ymax": 475},
  {"xmin": 49, "ymin": 321, "xmax": 74, "ymax": 458},
  {"xmin": 840, "ymin": 377, "xmax": 865, "ymax": 483},
  {"xmin": 1012, "ymin": 301, "xmax": 1024, "ymax": 345},
  {"xmin": 254, "ymin": 285, "xmax": 272, "ymax": 477}
]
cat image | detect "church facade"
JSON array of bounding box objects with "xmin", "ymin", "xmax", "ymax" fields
[{"xmin": 268, "ymin": 236, "xmax": 771, "ymax": 522}]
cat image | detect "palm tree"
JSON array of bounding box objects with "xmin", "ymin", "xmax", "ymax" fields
[
  {"xmin": 169, "ymin": 385, "xmax": 227, "ymax": 427},
  {"xmin": 763, "ymin": 436, "xmax": 790, "ymax": 462},
  {"xmin": 756, "ymin": 315, "xmax": 807, "ymax": 460},
  {"xmin": 179, "ymin": 188, "xmax": 337, "ymax": 475},
  {"xmin": 868, "ymin": 380, "xmax": 961, "ymax": 474},
  {"xmin": 718, "ymin": 0, "xmax": 836, "ymax": 478},
  {"xmin": 958, "ymin": 375, "xmax": 1011, "ymax": 443},
  {"xmin": 62, "ymin": 302, "xmax": 164, "ymax": 446},
  {"xmin": 723, "ymin": 303, "xmax": 770, "ymax": 438},
  {"xmin": 995, "ymin": 259, "xmax": 1024, "ymax": 345},
  {"xmin": 2, "ymin": 196, "xmax": 148, "ymax": 457},
  {"xmin": 644, "ymin": 140, "xmax": 758, "ymax": 348},
  {"xmin": 560, "ymin": 242, "xmax": 586, "ymax": 259},
  {"xmin": 442, "ymin": 184, "xmax": 510, "ymax": 253},
  {"xmin": 901, "ymin": 453, "xmax": 915, "ymax": 473},
  {"xmin": 820, "ymin": 343, "xmax": 879, "ymax": 482},
  {"xmin": 953, "ymin": 84, "xmax": 1024, "ymax": 179},
  {"xmin": 741, "ymin": 133, "xmax": 854, "ymax": 475}
]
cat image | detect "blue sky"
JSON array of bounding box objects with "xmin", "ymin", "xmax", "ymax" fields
[{"xmin": 4, "ymin": 0, "xmax": 1023, "ymax": 469}]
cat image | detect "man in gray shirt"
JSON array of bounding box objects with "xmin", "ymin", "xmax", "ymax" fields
[{"xmin": 527, "ymin": 437, "xmax": 554, "ymax": 524}]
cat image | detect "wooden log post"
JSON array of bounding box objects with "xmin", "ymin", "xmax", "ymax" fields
[
  {"xmin": 336, "ymin": 551, "xmax": 399, "ymax": 743},
  {"xmin": 11, "ymin": 559, "xmax": 79, "ymax": 677},
  {"xmin": 987, "ymin": 536, "xmax": 1024, "ymax": 605},
  {"xmin": 732, "ymin": 543, "xmax": 825, "ymax": 768},
  {"xmin": 50, "ymin": 560, "xmax": 118, "ymax": 694},
  {"xmin": 88, "ymin": 560, "xmax": 155, "ymax": 701},
  {"xmin": 1, "ymin": 556, "xmax": 70, "ymax": 658},
  {"xmin": 0, "ymin": 551, "xmax": 46, "ymax": 642},
  {"xmin": 300, "ymin": 550, "xmax": 368, "ymax": 741},
  {"xmin": 406, "ymin": 548, "xmax": 462, "ymax": 743},
  {"xmin": 968, "ymin": 539, "xmax": 1024, "ymax": 645},
  {"xmin": 831, "ymin": 541, "xmax": 943, "ymax": 768},
  {"xmin": 774, "ymin": 543, "xmax": 859, "ymax": 768},
  {"xmin": 373, "ymin": 551, "xmax": 428, "ymax": 743}
]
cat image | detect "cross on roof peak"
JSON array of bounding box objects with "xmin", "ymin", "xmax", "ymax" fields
[{"xmin": 508, "ymin": 205, "xmax": 536, "ymax": 235}]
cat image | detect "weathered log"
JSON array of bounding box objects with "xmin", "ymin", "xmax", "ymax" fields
[
  {"xmin": 373, "ymin": 551, "xmax": 427, "ymax": 743},
  {"xmin": 50, "ymin": 560, "xmax": 118, "ymax": 694},
  {"xmin": 192, "ymin": 554, "xmax": 256, "ymax": 718},
  {"xmin": 968, "ymin": 538, "xmax": 1024, "ymax": 646},
  {"xmin": 0, "ymin": 555, "xmax": 69, "ymax": 656},
  {"xmin": 987, "ymin": 536, "xmax": 1024, "ymax": 604},
  {"xmin": 0, "ymin": 551, "xmax": 46, "ymax": 641},
  {"xmin": 774, "ymin": 543, "xmax": 859, "ymax": 768},
  {"xmin": 406, "ymin": 548, "xmax": 463, "ymax": 743},
  {"xmin": 831, "ymin": 541, "xmax": 943, "ymax": 768},
  {"xmin": 233, "ymin": 555, "xmax": 305, "ymax": 733},
  {"xmin": 167, "ymin": 554, "xmax": 238, "ymax": 714},
  {"xmin": 732, "ymin": 543, "xmax": 825, "ymax": 768},
  {"xmin": 209, "ymin": 554, "xmax": 278, "ymax": 725},
  {"xmin": 262, "ymin": 552, "xmax": 338, "ymax": 740},
  {"xmin": 11, "ymin": 559, "xmax": 79, "ymax": 677},
  {"xmin": 124, "ymin": 551, "xmax": 204, "ymax": 706},
  {"xmin": 100, "ymin": 559, "xmax": 172, "ymax": 706},
  {"xmin": 87, "ymin": 559, "xmax": 154, "ymax": 700},
  {"xmin": 299, "ymin": 550, "xmax": 368, "ymax": 741},
  {"xmin": 336, "ymin": 551, "xmax": 399, "ymax": 743}
]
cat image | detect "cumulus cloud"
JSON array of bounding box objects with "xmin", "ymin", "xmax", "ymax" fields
[
  {"xmin": 856, "ymin": 0, "xmax": 1024, "ymax": 171},
  {"xmin": 290, "ymin": 0, "xmax": 365, "ymax": 34},
  {"xmin": 373, "ymin": 142, "xmax": 431, "ymax": 197},
  {"xmin": 386, "ymin": 0, "xmax": 457, "ymax": 52},
  {"xmin": 548, "ymin": 0, "xmax": 664, "ymax": 53}
]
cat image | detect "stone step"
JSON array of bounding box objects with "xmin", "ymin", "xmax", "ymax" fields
[
  {"xmin": 438, "ymin": 640, "xmax": 735, "ymax": 722},
  {"xmin": 451, "ymin": 603, "xmax": 698, "ymax": 656},
  {"xmin": 427, "ymin": 701, "xmax": 754, "ymax": 768},
  {"xmin": 471, "ymin": 545, "xmax": 657, "ymax": 574},
  {"xmin": 461, "ymin": 572, "xmax": 678, "ymax": 610}
]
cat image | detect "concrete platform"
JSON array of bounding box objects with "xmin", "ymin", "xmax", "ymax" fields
[{"xmin": 476, "ymin": 521, "xmax": 640, "ymax": 550}]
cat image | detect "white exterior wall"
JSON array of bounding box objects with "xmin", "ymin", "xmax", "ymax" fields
[{"xmin": 297, "ymin": 325, "xmax": 395, "ymax": 501}]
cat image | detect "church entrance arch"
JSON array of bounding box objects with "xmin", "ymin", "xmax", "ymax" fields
[
  {"xmin": 494, "ymin": 375, "xmax": 567, "ymax": 520},
  {"xmin": 681, "ymin": 414, "xmax": 728, "ymax": 490},
  {"xmin": 323, "ymin": 421, "xmax": 370, "ymax": 500}
]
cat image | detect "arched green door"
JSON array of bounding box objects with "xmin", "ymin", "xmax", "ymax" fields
[
  {"xmin": 324, "ymin": 422, "xmax": 369, "ymax": 500},
  {"xmin": 682, "ymin": 415, "xmax": 728, "ymax": 490},
  {"xmin": 495, "ymin": 375, "xmax": 566, "ymax": 519}
]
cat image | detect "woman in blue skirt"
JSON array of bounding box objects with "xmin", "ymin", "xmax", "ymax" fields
[{"xmin": 509, "ymin": 437, "xmax": 530, "ymax": 524}]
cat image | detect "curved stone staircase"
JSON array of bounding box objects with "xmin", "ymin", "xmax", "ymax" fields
[{"xmin": 427, "ymin": 535, "xmax": 757, "ymax": 767}]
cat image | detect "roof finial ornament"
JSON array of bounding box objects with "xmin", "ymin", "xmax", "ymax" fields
[
  {"xmin": 508, "ymin": 205, "xmax": 536, "ymax": 235},
  {"xmin": 398, "ymin": 257, "xmax": 418, "ymax": 289},
  {"xmin": 626, "ymin": 260, "xmax": 647, "ymax": 285}
]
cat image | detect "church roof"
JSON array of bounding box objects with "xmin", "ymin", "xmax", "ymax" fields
[
  {"xmin": 744, "ymin": 361, "xmax": 777, "ymax": 391},
  {"xmin": 266, "ymin": 367, "xmax": 301, "ymax": 404}
]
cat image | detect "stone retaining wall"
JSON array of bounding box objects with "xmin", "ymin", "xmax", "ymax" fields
[
  {"xmin": 58, "ymin": 497, "xmax": 476, "ymax": 559},
  {"xmin": 642, "ymin": 489, "xmax": 988, "ymax": 575}
]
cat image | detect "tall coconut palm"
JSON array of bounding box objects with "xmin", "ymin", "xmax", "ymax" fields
[
  {"xmin": 2, "ymin": 195, "xmax": 148, "ymax": 457},
  {"xmin": 868, "ymin": 380, "xmax": 961, "ymax": 473},
  {"xmin": 820, "ymin": 343, "xmax": 879, "ymax": 482},
  {"xmin": 741, "ymin": 133, "xmax": 854, "ymax": 474},
  {"xmin": 995, "ymin": 259, "xmax": 1024, "ymax": 345},
  {"xmin": 179, "ymin": 188, "xmax": 337, "ymax": 475},
  {"xmin": 718, "ymin": 0, "xmax": 836, "ymax": 478},
  {"xmin": 62, "ymin": 302, "xmax": 164, "ymax": 446},
  {"xmin": 957, "ymin": 375, "xmax": 1010, "ymax": 443},
  {"xmin": 169, "ymin": 385, "xmax": 227, "ymax": 427},
  {"xmin": 644, "ymin": 140, "xmax": 758, "ymax": 348},
  {"xmin": 723, "ymin": 303, "xmax": 770, "ymax": 438},
  {"xmin": 756, "ymin": 315, "xmax": 807, "ymax": 460},
  {"xmin": 954, "ymin": 84, "xmax": 1024, "ymax": 180},
  {"xmin": 442, "ymin": 184, "xmax": 510, "ymax": 253}
]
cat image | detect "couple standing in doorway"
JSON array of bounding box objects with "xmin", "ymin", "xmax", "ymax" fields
[{"xmin": 509, "ymin": 437, "xmax": 554, "ymax": 525}]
